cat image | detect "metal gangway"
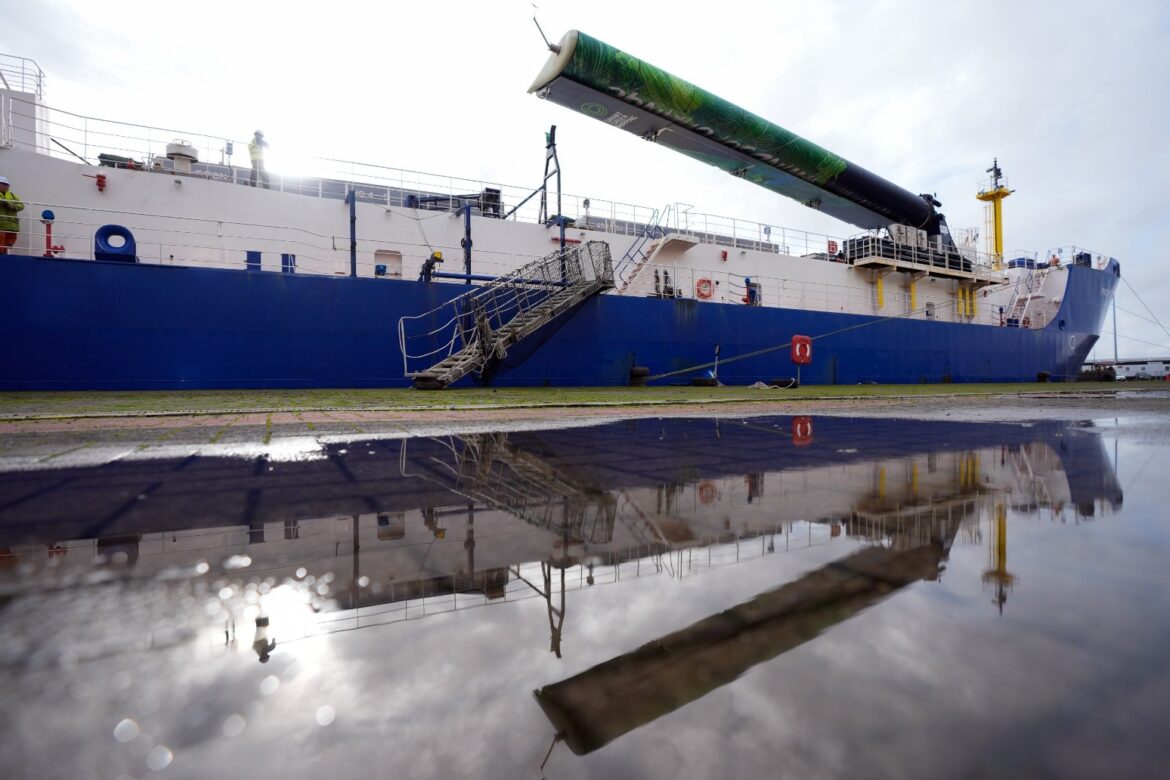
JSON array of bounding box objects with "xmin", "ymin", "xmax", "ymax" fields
[{"xmin": 399, "ymin": 241, "xmax": 613, "ymax": 389}]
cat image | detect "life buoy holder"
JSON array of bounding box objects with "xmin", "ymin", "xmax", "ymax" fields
[
  {"xmin": 696, "ymin": 278, "xmax": 715, "ymax": 299},
  {"xmin": 792, "ymin": 416, "xmax": 813, "ymax": 446},
  {"xmin": 698, "ymin": 481, "xmax": 716, "ymax": 504}
]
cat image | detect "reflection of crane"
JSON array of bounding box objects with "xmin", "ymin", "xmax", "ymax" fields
[{"xmin": 981, "ymin": 502, "xmax": 1016, "ymax": 614}]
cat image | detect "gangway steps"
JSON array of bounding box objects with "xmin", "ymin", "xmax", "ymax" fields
[
  {"xmin": 408, "ymin": 280, "xmax": 604, "ymax": 383},
  {"xmin": 401, "ymin": 241, "xmax": 613, "ymax": 389}
]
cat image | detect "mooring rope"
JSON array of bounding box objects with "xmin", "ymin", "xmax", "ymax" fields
[
  {"xmin": 1121, "ymin": 276, "xmax": 1170, "ymax": 341},
  {"xmin": 644, "ymin": 275, "xmax": 1027, "ymax": 382}
]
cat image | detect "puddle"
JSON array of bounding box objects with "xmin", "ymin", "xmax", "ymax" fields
[{"xmin": 1, "ymin": 415, "xmax": 1166, "ymax": 779}]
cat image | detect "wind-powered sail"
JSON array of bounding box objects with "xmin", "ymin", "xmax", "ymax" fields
[{"xmin": 529, "ymin": 30, "xmax": 944, "ymax": 235}]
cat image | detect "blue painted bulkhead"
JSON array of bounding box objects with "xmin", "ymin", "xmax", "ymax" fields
[{"xmin": 0, "ymin": 254, "xmax": 1118, "ymax": 390}]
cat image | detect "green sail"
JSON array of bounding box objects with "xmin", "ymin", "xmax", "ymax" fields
[
  {"xmin": 562, "ymin": 32, "xmax": 848, "ymax": 186},
  {"xmin": 531, "ymin": 31, "xmax": 938, "ymax": 231}
]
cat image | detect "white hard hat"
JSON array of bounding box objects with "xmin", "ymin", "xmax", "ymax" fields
[{"xmin": 0, "ymin": 176, "xmax": 9, "ymax": 185}]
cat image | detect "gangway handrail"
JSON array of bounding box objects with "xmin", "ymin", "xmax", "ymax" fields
[{"xmin": 399, "ymin": 241, "xmax": 613, "ymax": 386}]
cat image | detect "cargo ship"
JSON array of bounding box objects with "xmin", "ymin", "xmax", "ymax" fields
[{"xmin": 0, "ymin": 33, "xmax": 1120, "ymax": 390}]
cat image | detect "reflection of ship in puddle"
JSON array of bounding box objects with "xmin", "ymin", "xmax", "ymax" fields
[
  {"xmin": 526, "ymin": 423, "xmax": 1123, "ymax": 761},
  {"xmin": 0, "ymin": 418, "xmax": 1123, "ymax": 648}
]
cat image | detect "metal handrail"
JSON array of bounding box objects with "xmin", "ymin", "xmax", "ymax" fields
[
  {"xmin": 615, "ymin": 204, "xmax": 671, "ymax": 287},
  {"xmin": 398, "ymin": 242, "xmax": 612, "ymax": 381},
  {"xmin": 0, "ymin": 54, "xmax": 45, "ymax": 98}
]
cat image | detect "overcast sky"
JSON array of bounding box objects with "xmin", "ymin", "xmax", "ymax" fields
[{"xmin": 3, "ymin": 0, "xmax": 1168, "ymax": 359}]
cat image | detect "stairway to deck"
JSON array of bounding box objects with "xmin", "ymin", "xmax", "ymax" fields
[
  {"xmin": 399, "ymin": 241, "xmax": 613, "ymax": 389},
  {"xmin": 615, "ymin": 205, "xmax": 671, "ymax": 291}
]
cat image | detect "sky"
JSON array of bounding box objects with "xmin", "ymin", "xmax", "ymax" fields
[{"xmin": 3, "ymin": 0, "xmax": 1169, "ymax": 359}]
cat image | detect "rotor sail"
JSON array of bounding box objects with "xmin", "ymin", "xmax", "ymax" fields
[{"xmin": 529, "ymin": 31, "xmax": 938, "ymax": 232}]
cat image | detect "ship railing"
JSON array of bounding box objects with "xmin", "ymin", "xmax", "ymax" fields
[
  {"xmin": 1042, "ymin": 245, "xmax": 1115, "ymax": 270},
  {"xmin": 0, "ymin": 96, "xmax": 666, "ymax": 237},
  {"xmin": 0, "ymin": 54, "xmax": 46, "ymax": 99},
  {"xmin": 7, "ymin": 199, "xmax": 355, "ymax": 276},
  {"xmin": 842, "ymin": 231, "xmax": 1002, "ymax": 276},
  {"xmin": 6, "ymin": 195, "xmax": 560, "ymax": 280},
  {"xmin": 5, "ymin": 95, "xmax": 849, "ymax": 266},
  {"xmin": 631, "ymin": 261, "xmax": 1017, "ymax": 327},
  {"xmin": 224, "ymin": 519, "xmax": 836, "ymax": 643}
]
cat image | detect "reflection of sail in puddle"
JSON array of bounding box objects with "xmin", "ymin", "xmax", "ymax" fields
[{"xmin": 535, "ymin": 510, "xmax": 962, "ymax": 757}]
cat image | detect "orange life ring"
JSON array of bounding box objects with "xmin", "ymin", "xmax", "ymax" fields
[
  {"xmin": 791, "ymin": 335, "xmax": 812, "ymax": 365},
  {"xmin": 698, "ymin": 481, "xmax": 716, "ymax": 504},
  {"xmin": 695, "ymin": 278, "xmax": 714, "ymax": 299},
  {"xmin": 1022, "ymin": 316, "xmax": 1031, "ymax": 328},
  {"xmin": 792, "ymin": 416, "xmax": 813, "ymax": 446}
]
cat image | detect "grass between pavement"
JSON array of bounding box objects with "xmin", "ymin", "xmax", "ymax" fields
[{"xmin": 0, "ymin": 382, "xmax": 1141, "ymax": 420}]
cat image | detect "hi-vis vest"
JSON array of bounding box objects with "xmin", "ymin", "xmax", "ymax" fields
[
  {"xmin": 0, "ymin": 190, "xmax": 23, "ymax": 232},
  {"xmin": 248, "ymin": 140, "xmax": 264, "ymax": 161}
]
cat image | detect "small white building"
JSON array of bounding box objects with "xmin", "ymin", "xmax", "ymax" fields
[{"xmin": 1090, "ymin": 357, "xmax": 1170, "ymax": 380}]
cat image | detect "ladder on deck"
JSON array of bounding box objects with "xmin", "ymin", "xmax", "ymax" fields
[
  {"xmin": 399, "ymin": 241, "xmax": 613, "ymax": 389},
  {"xmin": 615, "ymin": 205, "xmax": 672, "ymax": 291},
  {"xmin": 1005, "ymin": 268, "xmax": 1045, "ymax": 327}
]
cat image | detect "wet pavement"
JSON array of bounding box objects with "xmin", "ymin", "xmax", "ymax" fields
[{"xmin": 1, "ymin": 403, "xmax": 1168, "ymax": 779}]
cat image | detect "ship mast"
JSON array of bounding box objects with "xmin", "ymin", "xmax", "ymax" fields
[{"xmin": 976, "ymin": 159, "xmax": 1014, "ymax": 271}]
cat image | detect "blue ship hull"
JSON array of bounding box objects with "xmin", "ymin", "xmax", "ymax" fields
[{"xmin": 0, "ymin": 253, "xmax": 1118, "ymax": 390}]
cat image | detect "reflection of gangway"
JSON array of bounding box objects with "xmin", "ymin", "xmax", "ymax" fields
[
  {"xmin": 399, "ymin": 241, "xmax": 613, "ymax": 389},
  {"xmin": 402, "ymin": 433, "xmax": 617, "ymax": 545},
  {"xmin": 1004, "ymin": 444, "xmax": 1055, "ymax": 508}
]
